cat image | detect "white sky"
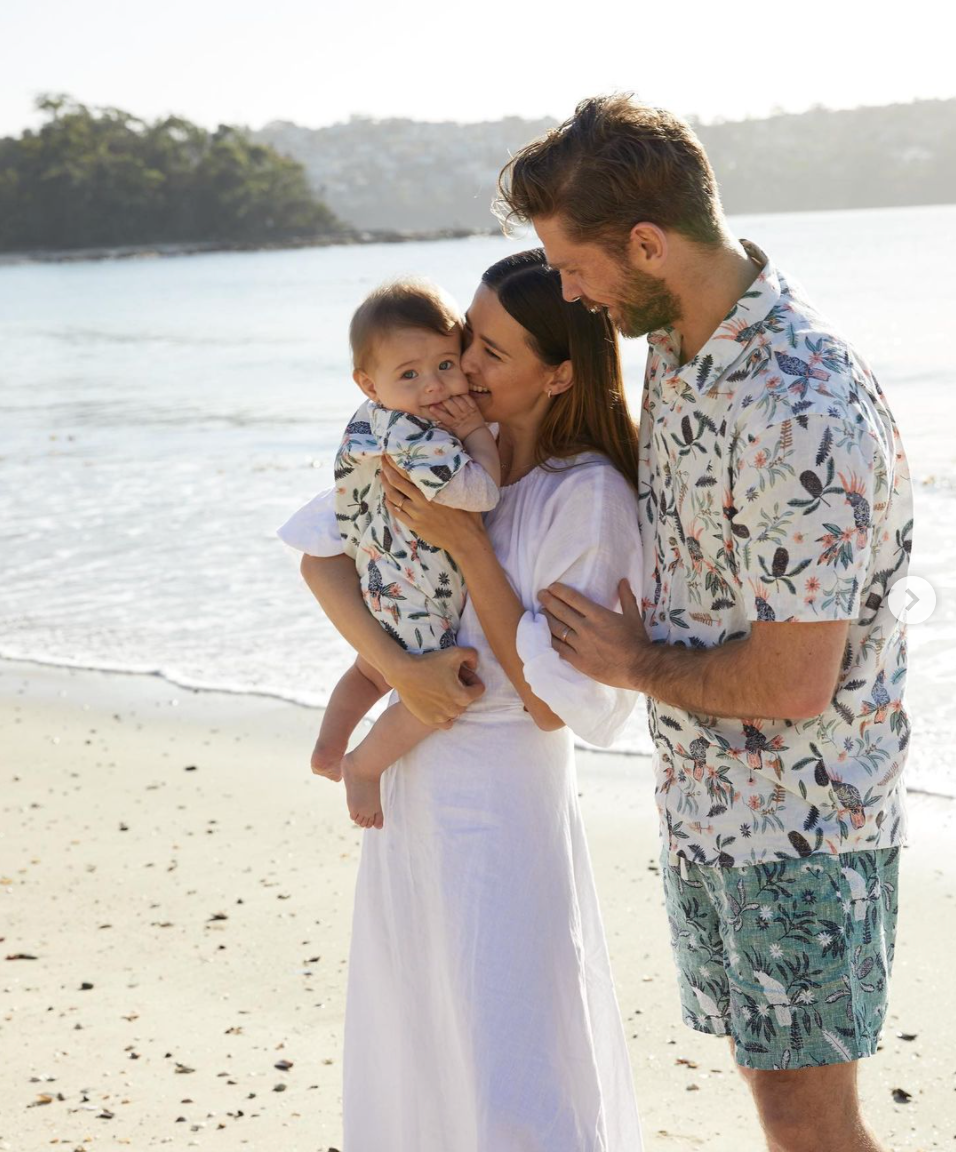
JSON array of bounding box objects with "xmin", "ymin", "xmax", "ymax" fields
[{"xmin": 3, "ymin": 0, "xmax": 954, "ymax": 137}]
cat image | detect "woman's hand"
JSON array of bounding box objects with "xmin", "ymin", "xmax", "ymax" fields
[
  {"xmin": 387, "ymin": 647, "xmax": 485, "ymax": 728},
  {"xmin": 381, "ymin": 456, "xmax": 485, "ymax": 555},
  {"xmin": 300, "ymin": 552, "xmax": 484, "ymax": 727}
]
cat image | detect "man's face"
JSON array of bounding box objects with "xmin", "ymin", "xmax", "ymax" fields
[{"xmin": 534, "ymin": 215, "xmax": 682, "ymax": 338}]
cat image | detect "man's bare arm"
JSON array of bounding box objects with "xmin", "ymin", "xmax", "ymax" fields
[
  {"xmin": 633, "ymin": 618, "xmax": 848, "ymax": 721},
  {"xmin": 540, "ymin": 579, "xmax": 848, "ymax": 721}
]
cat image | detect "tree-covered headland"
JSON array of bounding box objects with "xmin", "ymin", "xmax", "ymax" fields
[{"xmin": 0, "ymin": 95, "xmax": 342, "ymax": 252}]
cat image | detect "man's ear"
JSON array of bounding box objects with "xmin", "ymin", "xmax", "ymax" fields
[
  {"xmin": 548, "ymin": 359, "xmax": 574, "ymax": 398},
  {"xmin": 353, "ymin": 368, "xmax": 378, "ymax": 402},
  {"xmin": 628, "ymin": 222, "xmax": 668, "ymax": 270}
]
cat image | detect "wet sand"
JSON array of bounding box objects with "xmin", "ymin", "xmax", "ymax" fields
[{"xmin": 1, "ymin": 658, "xmax": 952, "ymax": 1150}]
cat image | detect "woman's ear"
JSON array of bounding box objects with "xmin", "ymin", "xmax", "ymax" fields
[
  {"xmin": 547, "ymin": 360, "xmax": 574, "ymax": 398},
  {"xmin": 353, "ymin": 368, "xmax": 378, "ymax": 402}
]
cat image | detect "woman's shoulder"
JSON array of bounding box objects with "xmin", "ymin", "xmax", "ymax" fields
[
  {"xmin": 515, "ymin": 453, "xmax": 639, "ymax": 536},
  {"xmin": 519, "ymin": 452, "xmax": 641, "ymax": 557},
  {"xmin": 538, "ymin": 451, "xmax": 636, "ymax": 501}
]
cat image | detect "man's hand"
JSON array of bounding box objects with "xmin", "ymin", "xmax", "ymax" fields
[
  {"xmin": 387, "ymin": 645, "xmax": 485, "ymax": 728},
  {"xmin": 539, "ymin": 578, "xmax": 651, "ymax": 690},
  {"xmin": 428, "ymin": 394, "xmax": 486, "ymax": 440}
]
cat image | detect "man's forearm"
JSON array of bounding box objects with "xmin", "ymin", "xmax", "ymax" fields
[{"xmin": 634, "ymin": 635, "xmax": 822, "ymax": 722}]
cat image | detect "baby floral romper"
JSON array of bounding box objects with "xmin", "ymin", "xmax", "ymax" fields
[{"xmin": 281, "ymin": 399, "xmax": 498, "ymax": 654}]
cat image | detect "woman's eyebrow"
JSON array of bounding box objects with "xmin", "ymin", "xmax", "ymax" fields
[{"xmin": 464, "ymin": 313, "xmax": 508, "ymax": 356}]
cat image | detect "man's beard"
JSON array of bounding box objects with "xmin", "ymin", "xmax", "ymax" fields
[{"xmin": 582, "ymin": 263, "xmax": 682, "ymax": 338}]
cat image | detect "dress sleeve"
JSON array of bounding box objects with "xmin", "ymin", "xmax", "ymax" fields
[
  {"xmin": 275, "ymin": 485, "xmax": 345, "ymax": 557},
  {"xmin": 730, "ymin": 411, "xmax": 885, "ymax": 622},
  {"xmin": 432, "ymin": 461, "xmax": 499, "ymax": 511},
  {"xmin": 514, "ymin": 462, "xmax": 643, "ymax": 747}
]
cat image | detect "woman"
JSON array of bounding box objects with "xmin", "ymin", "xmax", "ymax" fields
[{"xmin": 285, "ymin": 249, "xmax": 645, "ymax": 1150}]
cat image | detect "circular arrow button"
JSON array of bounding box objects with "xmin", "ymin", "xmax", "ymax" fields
[{"xmin": 887, "ymin": 575, "xmax": 936, "ymax": 625}]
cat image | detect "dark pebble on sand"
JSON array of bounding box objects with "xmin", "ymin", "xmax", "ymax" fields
[{"xmin": 892, "ymin": 1087, "xmax": 913, "ymax": 1104}]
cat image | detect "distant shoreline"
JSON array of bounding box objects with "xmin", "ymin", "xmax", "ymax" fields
[
  {"xmin": 4, "ymin": 202, "xmax": 956, "ymax": 268},
  {"xmin": 2, "ymin": 652, "xmax": 952, "ymax": 802},
  {"xmin": 0, "ymin": 226, "xmax": 501, "ymax": 267}
]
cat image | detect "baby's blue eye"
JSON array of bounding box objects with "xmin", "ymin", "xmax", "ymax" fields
[
  {"xmin": 401, "ymin": 370, "xmax": 417, "ymax": 380},
  {"xmin": 438, "ymin": 360, "xmax": 453, "ymax": 370}
]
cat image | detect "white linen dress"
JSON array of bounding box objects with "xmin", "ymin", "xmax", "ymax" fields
[{"xmin": 281, "ymin": 452, "xmax": 645, "ymax": 1151}]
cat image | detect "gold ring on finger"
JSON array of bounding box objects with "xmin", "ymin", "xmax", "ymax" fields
[{"xmin": 561, "ymin": 624, "xmax": 571, "ymax": 643}]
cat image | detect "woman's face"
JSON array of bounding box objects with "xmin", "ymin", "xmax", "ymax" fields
[{"xmin": 459, "ymin": 284, "xmax": 555, "ymax": 427}]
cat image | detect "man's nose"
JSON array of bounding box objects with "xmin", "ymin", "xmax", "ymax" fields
[{"xmin": 560, "ymin": 274, "xmax": 581, "ymax": 304}]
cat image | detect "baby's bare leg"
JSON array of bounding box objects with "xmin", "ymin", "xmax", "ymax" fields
[
  {"xmin": 342, "ymin": 702, "xmax": 437, "ymax": 830},
  {"xmin": 312, "ymin": 655, "xmax": 389, "ymax": 782}
]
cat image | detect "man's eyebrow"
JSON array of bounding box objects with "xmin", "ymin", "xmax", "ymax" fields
[{"xmin": 464, "ymin": 313, "xmax": 507, "ymax": 355}]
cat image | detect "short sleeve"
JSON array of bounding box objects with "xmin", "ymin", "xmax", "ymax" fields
[
  {"xmin": 731, "ymin": 412, "xmax": 883, "ymax": 622},
  {"xmin": 378, "ymin": 410, "xmax": 471, "ymax": 502},
  {"xmin": 276, "ymin": 485, "xmax": 345, "ymax": 557},
  {"xmin": 514, "ymin": 462, "xmax": 643, "ymax": 747}
]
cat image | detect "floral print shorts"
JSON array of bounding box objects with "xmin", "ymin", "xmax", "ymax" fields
[{"xmin": 661, "ymin": 846, "xmax": 900, "ymax": 1069}]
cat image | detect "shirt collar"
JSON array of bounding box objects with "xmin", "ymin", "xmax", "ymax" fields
[{"xmin": 651, "ymin": 239, "xmax": 786, "ymax": 394}]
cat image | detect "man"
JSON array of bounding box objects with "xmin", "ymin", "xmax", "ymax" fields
[{"xmin": 497, "ymin": 95, "xmax": 913, "ymax": 1152}]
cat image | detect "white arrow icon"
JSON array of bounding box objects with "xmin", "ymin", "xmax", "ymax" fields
[{"xmin": 888, "ymin": 576, "xmax": 936, "ymax": 625}]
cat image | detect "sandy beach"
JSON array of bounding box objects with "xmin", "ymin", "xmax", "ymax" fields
[{"xmin": 1, "ymin": 657, "xmax": 953, "ymax": 1151}]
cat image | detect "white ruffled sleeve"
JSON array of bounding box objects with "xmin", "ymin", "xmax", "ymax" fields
[
  {"xmin": 514, "ymin": 462, "xmax": 643, "ymax": 747},
  {"xmin": 275, "ymin": 485, "xmax": 345, "ymax": 557}
]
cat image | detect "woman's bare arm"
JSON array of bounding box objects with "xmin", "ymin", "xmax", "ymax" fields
[
  {"xmin": 299, "ymin": 554, "xmax": 484, "ymax": 727},
  {"xmin": 379, "ymin": 459, "xmax": 563, "ymax": 731},
  {"xmin": 452, "ymin": 529, "xmax": 564, "ymax": 731}
]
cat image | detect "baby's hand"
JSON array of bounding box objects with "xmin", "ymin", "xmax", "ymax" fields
[{"xmin": 429, "ymin": 394, "xmax": 486, "ymax": 440}]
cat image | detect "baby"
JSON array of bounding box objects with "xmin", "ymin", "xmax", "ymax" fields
[{"xmin": 307, "ymin": 278, "xmax": 499, "ymax": 829}]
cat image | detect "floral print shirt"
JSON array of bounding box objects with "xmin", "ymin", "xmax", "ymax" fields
[{"xmin": 638, "ymin": 241, "xmax": 913, "ymax": 868}]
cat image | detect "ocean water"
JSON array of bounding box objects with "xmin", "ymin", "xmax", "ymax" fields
[{"xmin": 1, "ymin": 205, "xmax": 954, "ymax": 796}]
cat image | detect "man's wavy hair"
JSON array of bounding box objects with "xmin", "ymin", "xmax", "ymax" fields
[{"xmin": 495, "ymin": 94, "xmax": 725, "ymax": 250}]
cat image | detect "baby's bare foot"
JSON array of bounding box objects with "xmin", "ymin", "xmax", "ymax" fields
[
  {"xmin": 342, "ymin": 754, "xmax": 385, "ymax": 830},
  {"xmin": 310, "ymin": 734, "xmax": 345, "ymax": 782}
]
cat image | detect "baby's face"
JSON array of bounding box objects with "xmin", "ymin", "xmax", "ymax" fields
[{"xmin": 357, "ymin": 327, "xmax": 468, "ymax": 419}]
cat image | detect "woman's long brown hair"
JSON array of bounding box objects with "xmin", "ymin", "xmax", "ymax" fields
[{"xmin": 481, "ymin": 248, "xmax": 641, "ymax": 491}]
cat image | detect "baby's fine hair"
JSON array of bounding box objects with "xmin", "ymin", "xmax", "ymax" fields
[{"xmin": 349, "ymin": 278, "xmax": 463, "ymax": 372}]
